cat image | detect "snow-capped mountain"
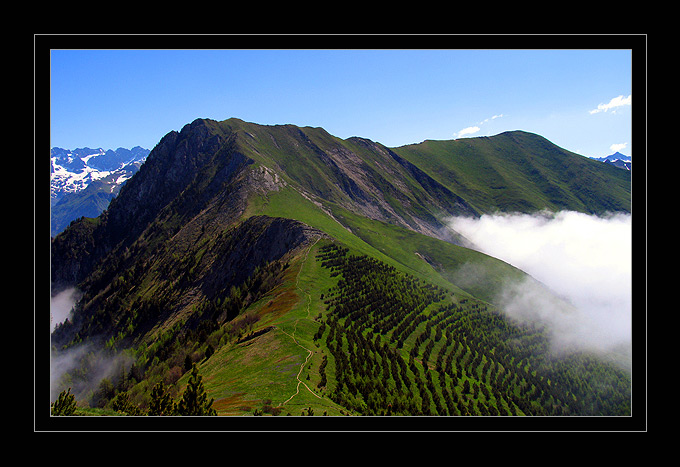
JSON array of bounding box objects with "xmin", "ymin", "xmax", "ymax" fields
[
  {"xmin": 50, "ymin": 146, "xmax": 149, "ymax": 236},
  {"xmin": 590, "ymin": 152, "xmax": 631, "ymax": 171},
  {"xmin": 51, "ymin": 146, "xmax": 149, "ymax": 202}
]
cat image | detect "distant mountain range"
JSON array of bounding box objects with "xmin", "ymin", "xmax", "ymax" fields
[
  {"xmin": 590, "ymin": 151, "xmax": 632, "ymax": 171},
  {"xmin": 50, "ymin": 146, "xmax": 149, "ymax": 236}
]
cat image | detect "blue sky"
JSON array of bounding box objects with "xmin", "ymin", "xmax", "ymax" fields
[{"xmin": 50, "ymin": 48, "xmax": 633, "ymax": 159}]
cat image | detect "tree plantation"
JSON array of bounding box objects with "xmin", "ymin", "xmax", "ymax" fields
[
  {"xmin": 315, "ymin": 243, "xmax": 631, "ymax": 416},
  {"xmin": 50, "ymin": 239, "xmax": 631, "ymax": 417}
]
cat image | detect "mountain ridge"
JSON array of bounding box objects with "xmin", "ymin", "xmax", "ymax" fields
[
  {"xmin": 393, "ymin": 130, "xmax": 631, "ymax": 214},
  {"xmin": 590, "ymin": 151, "xmax": 632, "ymax": 171},
  {"xmin": 49, "ymin": 117, "xmax": 633, "ymax": 417},
  {"xmin": 592, "ymin": 151, "xmax": 631, "ymax": 162},
  {"xmin": 50, "ymin": 146, "xmax": 149, "ymax": 198},
  {"xmin": 51, "ymin": 117, "xmax": 631, "ymax": 312}
]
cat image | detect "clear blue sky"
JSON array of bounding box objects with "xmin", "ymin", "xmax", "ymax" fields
[{"xmin": 50, "ymin": 48, "xmax": 633, "ymax": 159}]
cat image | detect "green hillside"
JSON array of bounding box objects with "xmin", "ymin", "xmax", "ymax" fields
[
  {"xmin": 393, "ymin": 131, "xmax": 631, "ymax": 214},
  {"xmin": 176, "ymin": 237, "xmax": 629, "ymax": 417},
  {"xmin": 50, "ymin": 118, "xmax": 632, "ymax": 419}
]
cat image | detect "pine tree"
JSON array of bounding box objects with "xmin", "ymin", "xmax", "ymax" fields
[
  {"xmin": 184, "ymin": 354, "xmax": 193, "ymax": 372},
  {"xmin": 176, "ymin": 363, "xmax": 216, "ymax": 416},
  {"xmin": 110, "ymin": 391, "xmax": 143, "ymax": 415},
  {"xmin": 51, "ymin": 388, "xmax": 77, "ymax": 416},
  {"xmin": 148, "ymin": 382, "xmax": 175, "ymax": 416}
]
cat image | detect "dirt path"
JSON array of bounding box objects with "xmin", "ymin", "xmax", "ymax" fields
[{"xmin": 277, "ymin": 239, "xmax": 323, "ymax": 408}]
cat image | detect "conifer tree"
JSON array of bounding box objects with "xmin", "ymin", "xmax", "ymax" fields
[
  {"xmin": 176, "ymin": 363, "xmax": 217, "ymax": 416},
  {"xmin": 51, "ymin": 388, "xmax": 77, "ymax": 416},
  {"xmin": 148, "ymin": 382, "xmax": 175, "ymax": 416},
  {"xmin": 110, "ymin": 391, "xmax": 143, "ymax": 415}
]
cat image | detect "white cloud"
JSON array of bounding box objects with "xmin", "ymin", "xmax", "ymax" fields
[
  {"xmin": 456, "ymin": 114, "xmax": 505, "ymax": 138},
  {"xmin": 51, "ymin": 287, "xmax": 80, "ymax": 332},
  {"xmin": 589, "ymin": 94, "xmax": 632, "ymax": 114},
  {"xmin": 447, "ymin": 211, "xmax": 632, "ymax": 361},
  {"xmin": 455, "ymin": 114, "xmax": 506, "ymax": 139},
  {"xmin": 479, "ymin": 114, "xmax": 504, "ymax": 125},
  {"xmin": 456, "ymin": 126, "xmax": 480, "ymax": 138},
  {"xmin": 610, "ymin": 142, "xmax": 628, "ymax": 153}
]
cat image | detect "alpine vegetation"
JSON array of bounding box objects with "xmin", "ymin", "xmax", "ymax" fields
[{"xmin": 49, "ymin": 118, "xmax": 633, "ymax": 419}]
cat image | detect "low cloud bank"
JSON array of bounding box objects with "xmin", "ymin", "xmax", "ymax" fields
[
  {"xmin": 50, "ymin": 342, "xmax": 135, "ymax": 402},
  {"xmin": 50, "ymin": 287, "xmax": 80, "ymax": 332},
  {"xmin": 447, "ymin": 211, "xmax": 632, "ymax": 363},
  {"xmin": 50, "ymin": 287, "xmax": 132, "ymax": 402}
]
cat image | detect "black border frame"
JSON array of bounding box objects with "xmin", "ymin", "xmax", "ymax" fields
[{"xmin": 35, "ymin": 33, "xmax": 647, "ymax": 433}]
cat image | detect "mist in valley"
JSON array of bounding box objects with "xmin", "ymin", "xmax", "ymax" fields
[
  {"xmin": 447, "ymin": 210, "xmax": 633, "ymax": 368},
  {"xmin": 50, "ymin": 287, "xmax": 134, "ymax": 403},
  {"xmin": 50, "ymin": 287, "xmax": 80, "ymax": 333}
]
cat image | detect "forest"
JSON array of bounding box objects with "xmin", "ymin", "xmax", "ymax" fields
[
  {"xmin": 314, "ymin": 243, "xmax": 631, "ymax": 416},
  {"xmin": 50, "ymin": 257, "xmax": 290, "ymax": 414},
  {"xmin": 50, "ymin": 240, "xmax": 631, "ymax": 417}
]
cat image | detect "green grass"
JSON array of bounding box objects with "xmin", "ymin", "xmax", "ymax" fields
[
  {"xmin": 53, "ymin": 120, "xmax": 632, "ymax": 417},
  {"xmin": 73, "ymin": 407, "xmax": 124, "ymax": 416},
  {"xmin": 190, "ymin": 213, "xmax": 523, "ymax": 415},
  {"xmin": 192, "ymin": 239, "xmax": 350, "ymax": 416},
  {"xmin": 259, "ymin": 185, "xmax": 403, "ymax": 271},
  {"xmin": 257, "ymin": 183, "xmax": 529, "ymax": 305},
  {"xmin": 393, "ymin": 131, "xmax": 631, "ymax": 214}
]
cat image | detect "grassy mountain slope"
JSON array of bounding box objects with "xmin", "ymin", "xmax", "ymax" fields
[
  {"xmin": 50, "ymin": 118, "xmax": 632, "ymax": 417},
  {"xmin": 209, "ymin": 118, "xmax": 479, "ymax": 238},
  {"xmin": 187, "ymin": 237, "xmax": 629, "ymax": 417},
  {"xmin": 393, "ymin": 131, "xmax": 631, "ymax": 214}
]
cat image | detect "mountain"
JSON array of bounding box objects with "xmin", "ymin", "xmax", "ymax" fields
[
  {"xmin": 604, "ymin": 158, "xmax": 632, "ymax": 171},
  {"xmin": 49, "ymin": 118, "xmax": 632, "ymax": 418},
  {"xmin": 50, "ymin": 146, "xmax": 149, "ymax": 201},
  {"xmin": 593, "ymin": 151, "xmax": 631, "ymax": 162},
  {"xmin": 591, "ymin": 152, "xmax": 632, "ymax": 171},
  {"xmin": 393, "ymin": 132, "xmax": 631, "ymax": 214},
  {"xmin": 50, "ymin": 146, "xmax": 149, "ymax": 236}
]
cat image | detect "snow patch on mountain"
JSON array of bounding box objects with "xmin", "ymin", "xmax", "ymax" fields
[
  {"xmin": 50, "ymin": 147, "xmax": 149, "ymax": 202},
  {"xmin": 589, "ymin": 151, "xmax": 631, "ymax": 171}
]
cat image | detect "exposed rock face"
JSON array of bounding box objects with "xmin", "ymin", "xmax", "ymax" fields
[
  {"xmin": 50, "ymin": 118, "xmax": 329, "ymax": 347},
  {"xmin": 49, "ymin": 116, "xmax": 633, "ymax": 355},
  {"xmin": 198, "ymin": 215, "xmax": 326, "ymax": 299},
  {"xmin": 52, "ymin": 117, "xmax": 468, "ymax": 293},
  {"xmin": 51, "ymin": 120, "xmax": 253, "ymax": 291}
]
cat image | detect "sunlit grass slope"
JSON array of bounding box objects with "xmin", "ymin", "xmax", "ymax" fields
[
  {"xmin": 193, "ymin": 238, "xmax": 350, "ymax": 416},
  {"xmin": 258, "ymin": 183, "xmax": 527, "ymax": 304},
  {"xmin": 393, "ymin": 131, "xmax": 631, "ymax": 214}
]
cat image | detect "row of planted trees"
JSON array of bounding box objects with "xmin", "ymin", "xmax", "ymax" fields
[{"xmin": 314, "ymin": 242, "xmax": 631, "ymax": 416}]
